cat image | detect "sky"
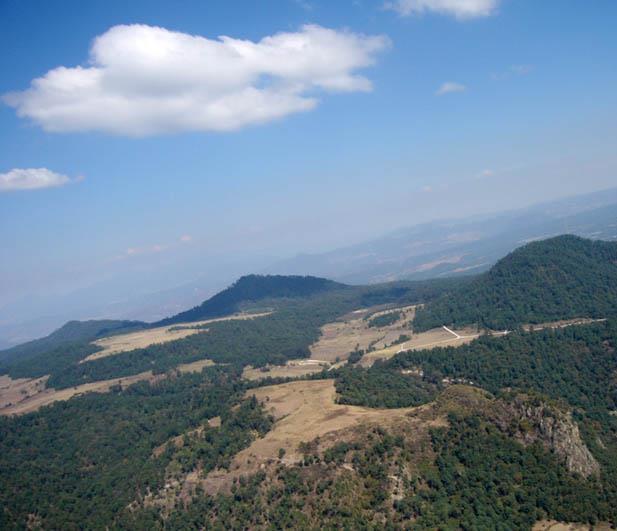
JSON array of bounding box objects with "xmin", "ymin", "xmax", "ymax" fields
[{"xmin": 1, "ymin": 0, "xmax": 617, "ymax": 323}]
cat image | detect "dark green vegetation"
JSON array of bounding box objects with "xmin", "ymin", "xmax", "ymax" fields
[
  {"xmin": 335, "ymin": 365, "xmax": 438, "ymax": 408},
  {"xmin": 157, "ymin": 274, "xmax": 346, "ymax": 326},
  {"xmin": 367, "ymin": 310, "xmax": 400, "ymax": 328},
  {"xmin": 0, "ymin": 366, "xmax": 272, "ymax": 530},
  {"xmin": 389, "ymin": 320, "xmax": 617, "ymax": 421},
  {"xmin": 414, "ymin": 235, "xmax": 617, "ymax": 331},
  {"xmin": 401, "ymin": 414, "xmax": 616, "ymax": 528}
]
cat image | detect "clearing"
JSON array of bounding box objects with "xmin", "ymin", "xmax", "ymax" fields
[
  {"xmin": 201, "ymin": 379, "xmax": 427, "ymax": 493},
  {"xmin": 84, "ymin": 311, "xmax": 271, "ymax": 362},
  {"xmin": 309, "ymin": 305, "xmax": 416, "ymax": 363},
  {"xmin": 360, "ymin": 324, "xmax": 484, "ymax": 367},
  {"xmin": 242, "ymin": 359, "xmax": 328, "ymax": 381}
]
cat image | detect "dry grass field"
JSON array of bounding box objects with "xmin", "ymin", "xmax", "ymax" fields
[
  {"xmin": 0, "ymin": 374, "xmax": 48, "ymax": 409},
  {"xmin": 533, "ymin": 521, "xmax": 610, "ymax": 531},
  {"xmin": 242, "ymin": 358, "xmax": 328, "ymax": 381},
  {"xmin": 359, "ymin": 325, "xmax": 482, "ymax": 367},
  {"xmin": 309, "ymin": 305, "xmax": 416, "ymax": 363},
  {"xmin": 201, "ymin": 379, "xmax": 425, "ymax": 493},
  {"xmin": 0, "ymin": 371, "xmax": 157, "ymax": 415},
  {"xmin": 0, "ymin": 357, "xmax": 214, "ymax": 416},
  {"xmin": 85, "ymin": 311, "xmax": 271, "ymax": 362}
]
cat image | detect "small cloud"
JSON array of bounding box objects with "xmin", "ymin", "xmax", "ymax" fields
[
  {"xmin": 0, "ymin": 167, "xmax": 75, "ymax": 192},
  {"xmin": 492, "ymin": 64, "xmax": 534, "ymax": 80},
  {"xmin": 180, "ymin": 234, "xmax": 192, "ymax": 243},
  {"xmin": 422, "ymin": 185, "xmax": 433, "ymax": 193},
  {"xmin": 477, "ymin": 168, "xmax": 494, "ymax": 179},
  {"xmin": 436, "ymin": 82, "xmax": 466, "ymax": 96},
  {"xmin": 386, "ymin": 0, "xmax": 499, "ymax": 19},
  {"xmin": 151, "ymin": 244, "xmax": 164, "ymax": 253}
]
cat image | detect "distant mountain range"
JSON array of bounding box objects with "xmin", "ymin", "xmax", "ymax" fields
[
  {"xmin": 1, "ymin": 187, "xmax": 616, "ymax": 348},
  {"xmin": 266, "ymin": 187, "xmax": 617, "ymax": 284}
]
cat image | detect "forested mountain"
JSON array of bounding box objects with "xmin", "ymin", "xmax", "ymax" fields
[
  {"xmin": 414, "ymin": 235, "xmax": 617, "ymax": 331},
  {"xmin": 157, "ymin": 274, "xmax": 347, "ymax": 325},
  {"xmin": 0, "ymin": 319, "xmax": 144, "ymax": 365},
  {"xmin": 2, "ymin": 240, "xmax": 617, "ymax": 529}
]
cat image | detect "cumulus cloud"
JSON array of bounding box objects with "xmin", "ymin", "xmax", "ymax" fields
[
  {"xmin": 0, "ymin": 168, "xmax": 73, "ymax": 192},
  {"xmin": 436, "ymin": 81, "xmax": 466, "ymax": 95},
  {"xmin": 386, "ymin": 0, "xmax": 499, "ymax": 19},
  {"xmin": 3, "ymin": 24, "xmax": 389, "ymax": 136}
]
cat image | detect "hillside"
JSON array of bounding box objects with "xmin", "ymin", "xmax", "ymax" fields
[
  {"xmin": 413, "ymin": 235, "xmax": 617, "ymax": 331},
  {"xmin": 156, "ymin": 274, "xmax": 347, "ymax": 325},
  {"xmin": 0, "ymin": 319, "xmax": 144, "ymax": 365},
  {"xmin": 2, "ymin": 249, "xmax": 617, "ymax": 529}
]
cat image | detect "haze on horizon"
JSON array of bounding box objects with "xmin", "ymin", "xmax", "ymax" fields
[{"xmin": 1, "ymin": 0, "xmax": 616, "ymax": 344}]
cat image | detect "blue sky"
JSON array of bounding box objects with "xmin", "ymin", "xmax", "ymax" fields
[{"xmin": 1, "ymin": 0, "xmax": 616, "ymax": 314}]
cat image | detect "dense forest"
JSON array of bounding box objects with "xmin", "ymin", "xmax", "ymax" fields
[
  {"xmin": 414, "ymin": 235, "xmax": 617, "ymax": 330},
  {"xmin": 0, "ymin": 366, "xmax": 273, "ymax": 529}
]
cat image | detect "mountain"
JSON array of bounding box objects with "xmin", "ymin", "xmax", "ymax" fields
[
  {"xmin": 413, "ymin": 235, "xmax": 617, "ymax": 331},
  {"xmin": 156, "ymin": 274, "xmax": 348, "ymax": 325},
  {"xmin": 0, "ymin": 319, "xmax": 145, "ymax": 365},
  {"xmin": 2, "ymin": 188, "xmax": 616, "ymax": 349},
  {"xmin": 2, "ymin": 241, "xmax": 617, "ymax": 529},
  {"xmin": 266, "ymin": 188, "xmax": 617, "ymax": 284}
]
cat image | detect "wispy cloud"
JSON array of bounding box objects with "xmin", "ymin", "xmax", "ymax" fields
[
  {"xmin": 386, "ymin": 0, "xmax": 499, "ymax": 19},
  {"xmin": 492, "ymin": 64, "xmax": 534, "ymax": 80},
  {"xmin": 436, "ymin": 81, "xmax": 466, "ymax": 96},
  {"xmin": 292, "ymin": 0, "xmax": 314, "ymax": 11},
  {"xmin": 4, "ymin": 24, "xmax": 389, "ymax": 136},
  {"xmin": 179, "ymin": 235, "xmax": 192, "ymax": 243},
  {"xmin": 476, "ymin": 168, "xmax": 495, "ymax": 179},
  {"xmin": 0, "ymin": 168, "xmax": 77, "ymax": 192}
]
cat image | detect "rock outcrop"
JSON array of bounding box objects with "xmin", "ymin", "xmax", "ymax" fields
[{"xmin": 495, "ymin": 396, "xmax": 600, "ymax": 478}]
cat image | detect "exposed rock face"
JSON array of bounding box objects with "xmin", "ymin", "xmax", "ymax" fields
[{"xmin": 496, "ymin": 397, "xmax": 600, "ymax": 478}]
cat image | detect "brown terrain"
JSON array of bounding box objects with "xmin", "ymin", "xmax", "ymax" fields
[
  {"xmin": 200, "ymin": 379, "xmax": 440, "ymax": 494},
  {"xmin": 309, "ymin": 305, "xmax": 416, "ymax": 363},
  {"xmin": 242, "ymin": 358, "xmax": 328, "ymax": 381}
]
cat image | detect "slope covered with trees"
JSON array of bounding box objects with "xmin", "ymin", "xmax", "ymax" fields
[
  {"xmin": 157, "ymin": 274, "xmax": 347, "ymax": 326},
  {"xmin": 0, "ymin": 319, "xmax": 144, "ymax": 364},
  {"xmin": 413, "ymin": 235, "xmax": 617, "ymax": 331}
]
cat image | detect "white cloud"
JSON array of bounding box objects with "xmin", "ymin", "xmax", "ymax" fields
[
  {"xmin": 180, "ymin": 234, "xmax": 192, "ymax": 243},
  {"xmin": 3, "ymin": 24, "xmax": 389, "ymax": 136},
  {"xmin": 436, "ymin": 81, "xmax": 466, "ymax": 95},
  {"xmin": 386, "ymin": 0, "xmax": 499, "ymax": 19},
  {"xmin": 0, "ymin": 168, "xmax": 72, "ymax": 192}
]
